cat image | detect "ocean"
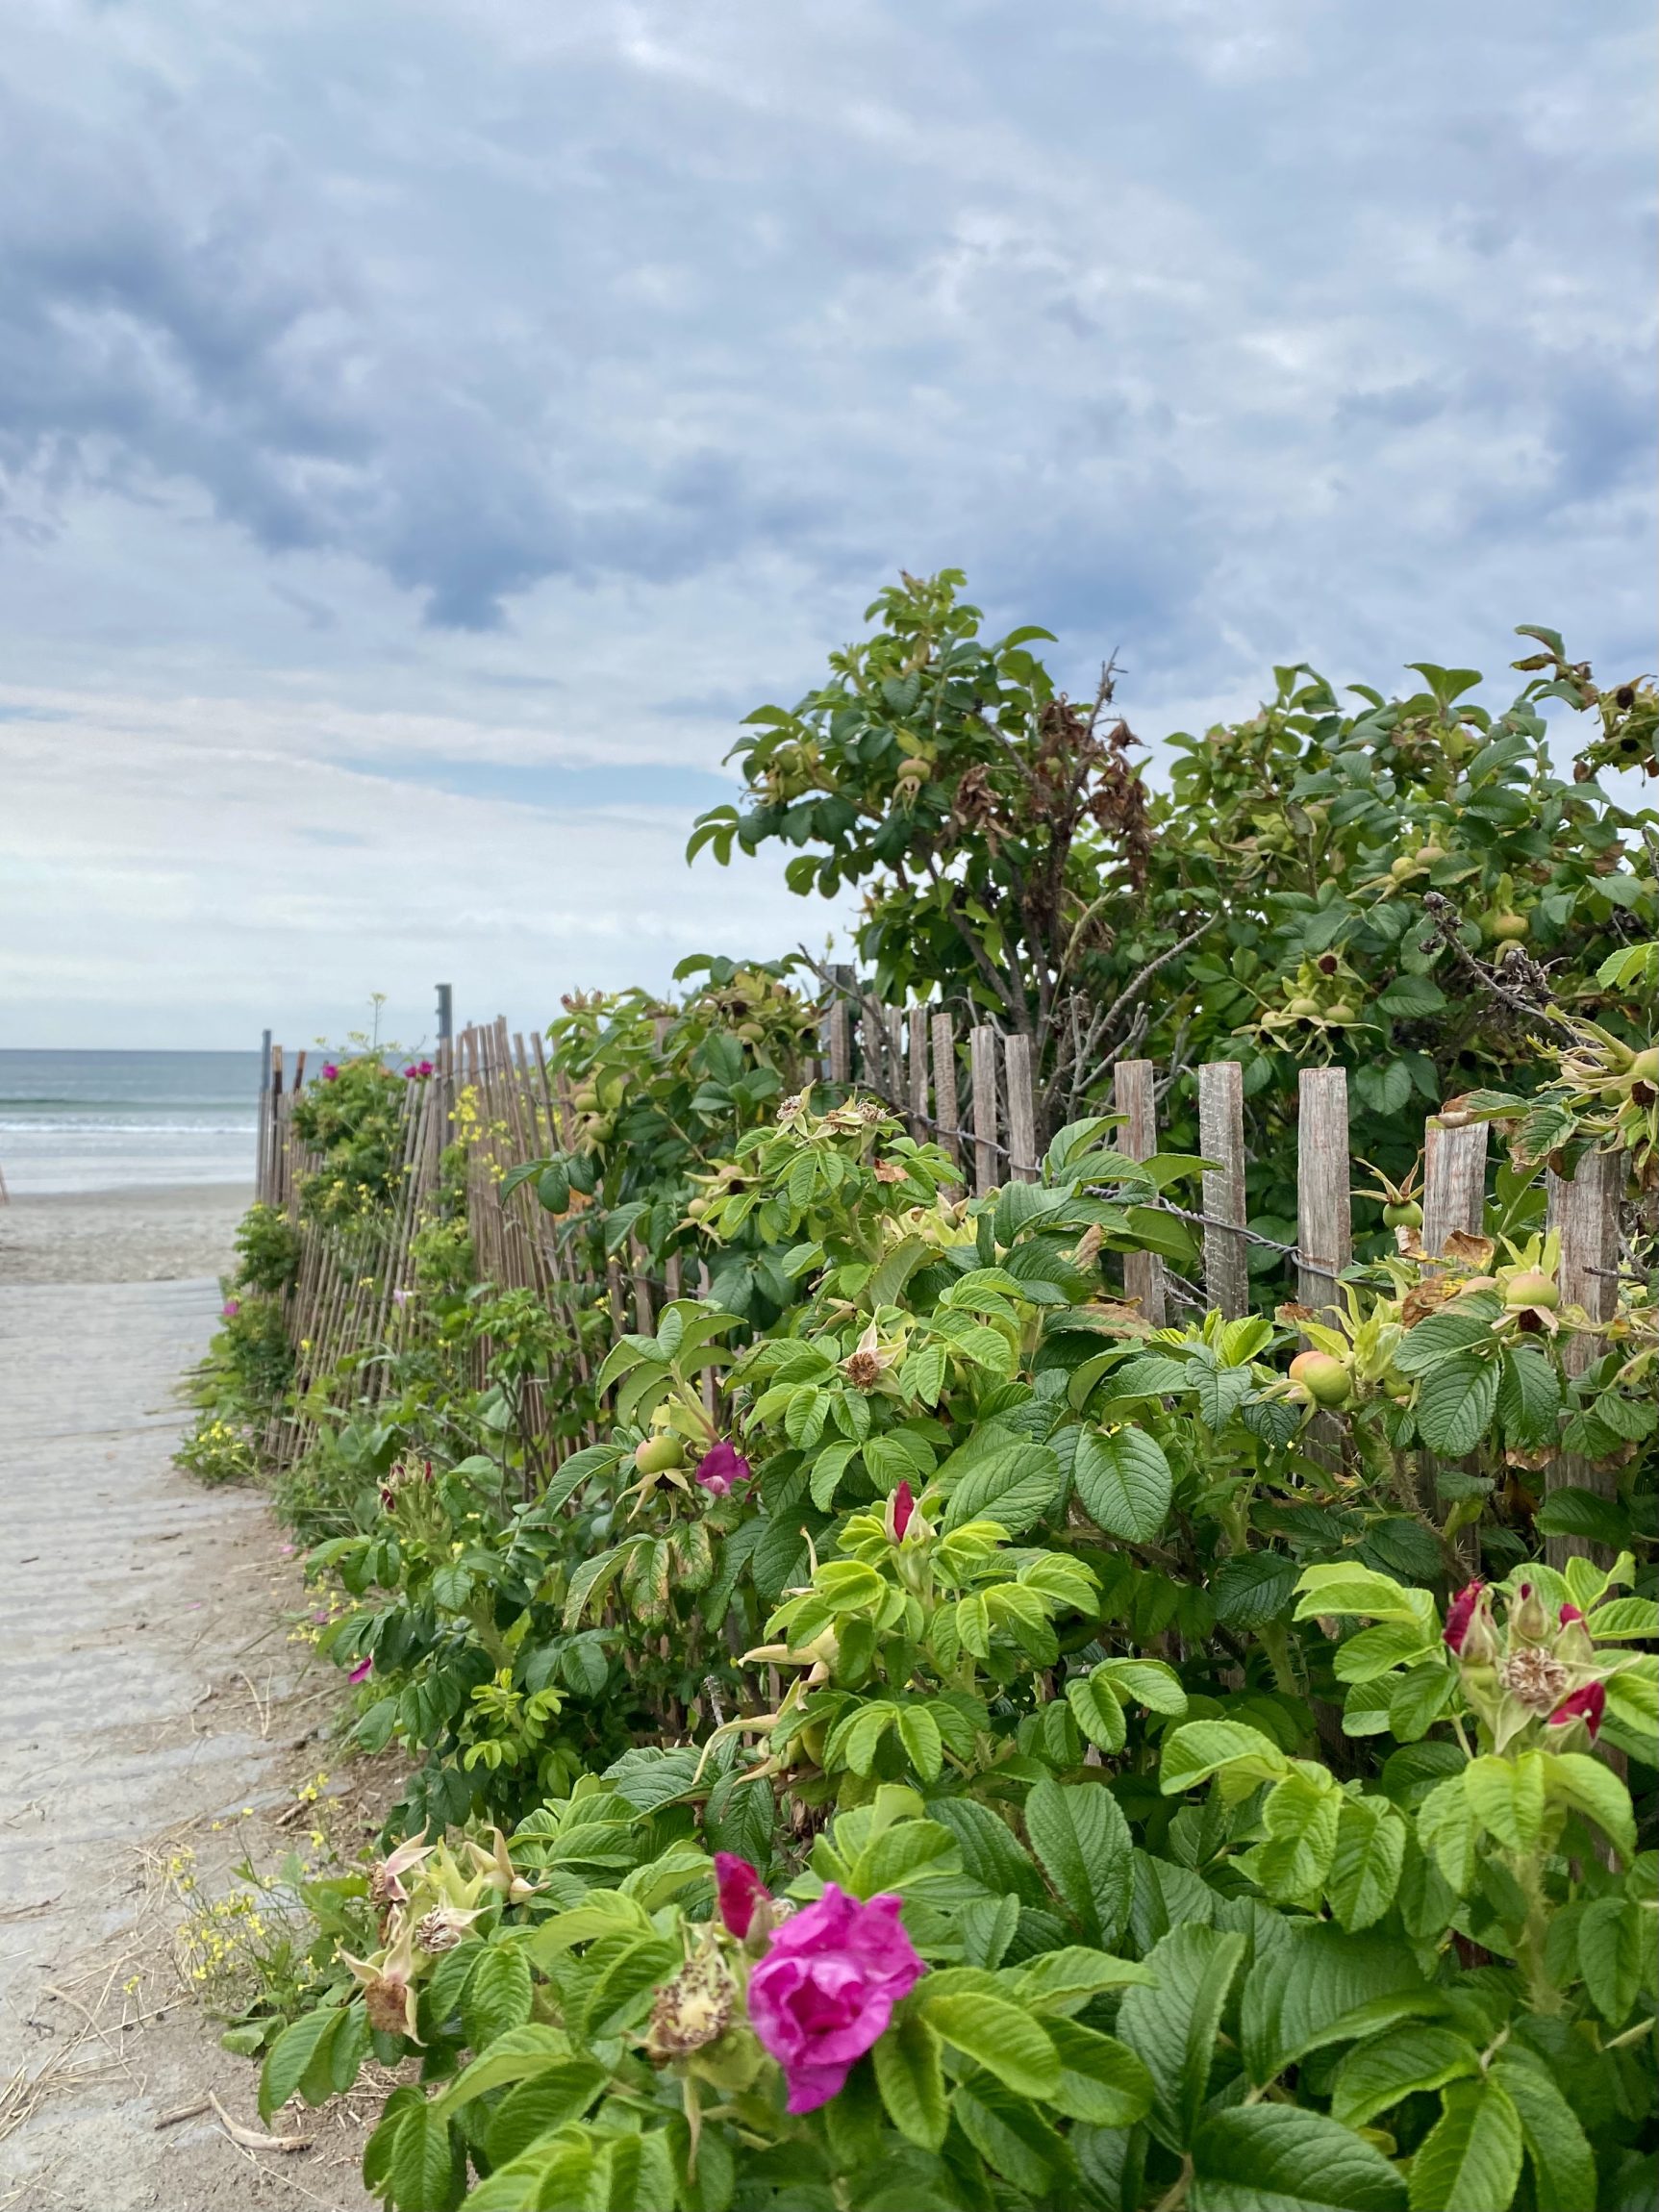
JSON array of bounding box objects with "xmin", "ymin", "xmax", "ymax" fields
[{"xmin": 0, "ymin": 1050, "xmax": 261, "ymax": 1195}]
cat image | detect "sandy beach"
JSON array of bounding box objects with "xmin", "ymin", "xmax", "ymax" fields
[
  {"xmin": 0, "ymin": 1189, "xmax": 379, "ymax": 2209},
  {"xmin": 0, "ymin": 1185, "xmax": 251, "ymax": 1291}
]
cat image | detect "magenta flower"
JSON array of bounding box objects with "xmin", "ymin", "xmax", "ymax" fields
[
  {"xmin": 1443, "ymin": 1579, "xmax": 1486, "ymax": 1653},
  {"xmin": 419, "ymin": 1059, "xmax": 435, "ymax": 1077},
  {"xmin": 746, "ymin": 1885, "xmax": 924, "ymax": 2113},
  {"xmin": 714, "ymin": 1852, "xmax": 769, "ymax": 1940},
  {"xmin": 1558, "ymin": 1603, "xmax": 1584, "ymax": 1625},
  {"xmin": 322, "ymin": 1064, "xmax": 339, "ymax": 1081},
  {"xmin": 695, "ymin": 1440, "xmax": 752, "ymax": 1496},
  {"xmin": 349, "ymin": 1655, "xmax": 374, "ymax": 1684},
  {"xmin": 221, "ymin": 1298, "xmax": 240, "ymax": 1319},
  {"xmin": 1547, "ymin": 1681, "xmax": 1605, "ymax": 1739},
  {"xmin": 892, "ymin": 1480, "xmax": 915, "ymax": 1541}
]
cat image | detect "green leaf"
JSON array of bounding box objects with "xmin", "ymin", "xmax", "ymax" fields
[
  {"xmin": 1066, "ymin": 1672, "xmax": 1127, "ymax": 1753},
  {"xmin": 432, "ymin": 2028, "xmax": 581, "ymax": 2115},
  {"xmin": 1327, "ymin": 1800, "xmax": 1408, "ymax": 1930},
  {"xmin": 387, "ymin": 2098, "xmax": 467, "ymax": 2212},
  {"xmin": 1118, "ymin": 1924, "xmax": 1246, "ymax": 2152},
  {"xmin": 1192, "ymin": 2104, "xmax": 1407, "ymax": 2212},
  {"xmin": 896, "ymin": 1704, "xmax": 943, "ymax": 1783},
  {"xmin": 1415, "ymin": 1352, "xmax": 1501, "ymax": 1456},
  {"xmin": 1496, "ymin": 1350, "xmax": 1560, "ymax": 1448},
  {"xmin": 1331, "ymin": 2025, "xmax": 1480, "ymax": 2130},
  {"xmin": 1072, "ymin": 1427, "xmax": 1171, "ymax": 1541},
  {"xmin": 1023, "ymin": 1777, "xmax": 1133, "ymax": 1948},
  {"xmin": 1391, "ymin": 1300, "xmax": 1503, "ymax": 1376},
  {"xmin": 950, "ymin": 2075, "xmax": 1068, "ymax": 2196},
  {"xmin": 462, "ymin": 1943, "xmax": 534, "ymax": 2050},
  {"xmin": 1213, "ymin": 1551, "xmax": 1299, "ymax": 1629},
  {"xmin": 1094, "ymin": 1657, "xmax": 1190, "ymax": 1715},
  {"xmin": 1490, "ymin": 2049, "xmax": 1597, "ymax": 2212},
  {"xmin": 1408, "ymin": 2076, "xmax": 1522, "ymax": 2212},
  {"xmin": 1241, "ymin": 1923, "xmax": 1436, "ymax": 2088},
  {"xmin": 1465, "ymin": 1751, "xmax": 1545, "ymax": 1853},
  {"xmin": 1533, "ymin": 1486, "xmax": 1630, "ymax": 1548},
  {"xmin": 1354, "ymin": 1059, "xmax": 1414, "ymax": 1116},
  {"xmin": 871, "ymin": 2009, "xmax": 948, "ymax": 2151},
  {"xmin": 260, "ymin": 2006, "xmax": 340, "ymax": 2123},
  {"xmin": 1160, "ymin": 1721, "xmax": 1290, "ymax": 1797},
  {"xmin": 484, "ymin": 2066, "xmax": 608, "ymax": 2166},
  {"xmin": 922, "ymin": 1993, "xmax": 1059, "ymax": 2099},
  {"xmin": 1294, "ymin": 1563, "xmax": 1432, "ymax": 1624},
  {"xmin": 941, "ymin": 1438, "xmax": 1060, "ymax": 1535},
  {"xmin": 1576, "ymin": 1896, "xmax": 1645, "ymax": 2023},
  {"xmin": 1012, "ymin": 1947, "xmax": 1155, "ymax": 2015},
  {"xmin": 1045, "ymin": 2019, "xmax": 1155, "ymax": 2126},
  {"xmin": 1416, "ymin": 1772, "xmax": 1478, "ymax": 1892},
  {"xmin": 1544, "ymin": 1748, "xmax": 1636, "ymax": 1863}
]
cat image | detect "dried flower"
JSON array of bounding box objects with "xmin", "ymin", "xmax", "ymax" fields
[
  {"xmin": 714, "ymin": 1853, "xmax": 769, "ymax": 1940},
  {"xmin": 367, "ymin": 1833, "xmax": 434, "ymax": 1912},
  {"xmin": 695, "ymin": 1441, "xmax": 752, "ymax": 1496},
  {"xmin": 746, "ymin": 1885, "xmax": 924, "ymax": 2113},
  {"xmin": 1500, "ymin": 1645, "xmax": 1571, "ymax": 1713}
]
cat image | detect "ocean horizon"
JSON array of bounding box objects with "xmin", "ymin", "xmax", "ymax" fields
[{"xmin": 0, "ymin": 1048, "xmax": 261, "ymax": 1195}]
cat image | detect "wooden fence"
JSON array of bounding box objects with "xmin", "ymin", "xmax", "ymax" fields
[{"xmin": 253, "ymin": 1001, "xmax": 1623, "ymax": 1561}]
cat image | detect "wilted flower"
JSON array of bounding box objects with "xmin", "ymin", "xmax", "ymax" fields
[
  {"xmin": 644, "ymin": 1951, "xmax": 736, "ymax": 2061},
  {"xmin": 1547, "ymin": 1680, "xmax": 1606, "ymax": 1740},
  {"xmin": 339, "ymin": 1916, "xmax": 420, "ymax": 2038},
  {"xmin": 714, "ymin": 1852, "xmax": 769, "ymax": 1940},
  {"xmin": 415, "ymin": 1905, "xmax": 483, "ymax": 1954},
  {"xmin": 746, "ymin": 1885, "xmax": 924, "ymax": 2113},
  {"xmin": 695, "ymin": 1441, "xmax": 752, "ymax": 1496},
  {"xmin": 1443, "ymin": 1580, "xmax": 1486, "ymax": 1653},
  {"xmin": 464, "ymin": 1826, "xmax": 540, "ymax": 1904},
  {"xmin": 367, "ymin": 1832, "xmax": 434, "ymax": 1912}
]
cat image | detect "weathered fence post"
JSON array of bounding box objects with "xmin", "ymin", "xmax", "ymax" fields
[
  {"xmin": 827, "ymin": 965, "xmax": 854, "ymax": 1086},
  {"xmin": 257, "ymin": 1028, "xmax": 272, "ymax": 1202},
  {"xmin": 931, "ymin": 1014, "xmax": 960, "ymax": 1173},
  {"xmin": 1005, "ymin": 1034, "xmax": 1039, "ymax": 1184},
  {"xmin": 1421, "ymin": 1116, "xmax": 1489, "ymax": 1257},
  {"xmin": 860, "ymin": 1000, "xmax": 884, "ymax": 1093},
  {"xmin": 969, "ymin": 1026, "xmax": 999, "ymax": 1195},
  {"xmin": 1114, "ymin": 1060, "xmax": 1165, "ymax": 1326},
  {"xmin": 1295, "ymin": 1067, "xmax": 1351, "ymax": 1324},
  {"xmin": 1197, "ymin": 1060, "xmax": 1248, "ymax": 1320},
  {"xmin": 1545, "ymin": 1148, "xmax": 1623, "ymax": 1567},
  {"xmin": 908, "ymin": 1008, "xmax": 930, "ymax": 1134}
]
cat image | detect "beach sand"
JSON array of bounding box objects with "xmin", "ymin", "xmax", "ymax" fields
[
  {"xmin": 0, "ymin": 1193, "xmax": 381, "ymax": 2208},
  {"xmin": 0, "ymin": 1184, "xmax": 251, "ymax": 1290}
]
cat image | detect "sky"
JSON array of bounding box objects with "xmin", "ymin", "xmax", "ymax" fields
[{"xmin": 1, "ymin": 0, "xmax": 1654, "ymax": 1052}]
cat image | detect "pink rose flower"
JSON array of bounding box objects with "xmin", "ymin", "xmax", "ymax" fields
[
  {"xmin": 714, "ymin": 1852, "xmax": 768, "ymax": 1939},
  {"xmin": 1443, "ymin": 1578, "xmax": 1486, "ymax": 1652},
  {"xmin": 695, "ymin": 1441, "xmax": 751, "ymax": 1496},
  {"xmin": 349, "ymin": 1656, "xmax": 373, "ymax": 1684},
  {"xmin": 221, "ymin": 1298, "xmax": 240, "ymax": 1318},
  {"xmin": 322, "ymin": 1064, "xmax": 339, "ymax": 1081},
  {"xmin": 1558, "ymin": 1602, "xmax": 1584, "ymax": 1625},
  {"xmin": 746, "ymin": 1884, "xmax": 924, "ymax": 2113},
  {"xmin": 892, "ymin": 1479, "xmax": 915, "ymax": 1540},
  {"xmin": 1547, "ymin": 1681, "xmax": 1605, "ymax": 1739}
]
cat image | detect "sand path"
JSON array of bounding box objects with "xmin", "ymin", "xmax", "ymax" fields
[{"xmin": 0, "ymin": 1194, "xmax": 377, "ymax": 2209}]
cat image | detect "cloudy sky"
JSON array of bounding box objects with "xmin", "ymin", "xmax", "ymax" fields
[{"xmin": 1, "ymin": 0, "xmax": 1653, "ymax": 1050}]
